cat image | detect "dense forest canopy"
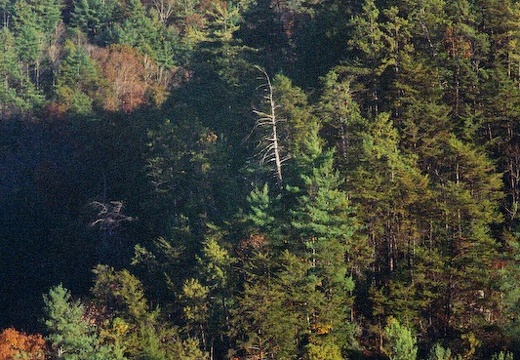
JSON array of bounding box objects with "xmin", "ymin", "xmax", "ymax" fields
[{"xmin": 0, "ymin": 0, "xmax": 520, "ymax": 359}]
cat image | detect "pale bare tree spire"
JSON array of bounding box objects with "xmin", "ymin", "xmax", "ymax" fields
[{"xmin": 253, "ymin": 67, "xmax": 289, "ymax": 189}]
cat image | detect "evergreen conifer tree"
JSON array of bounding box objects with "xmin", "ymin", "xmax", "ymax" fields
[
  {"xmin": 43, "ymin": 284, "xmax": 126, "ymax": 360},
  {"xmin": 383, "ymin": 318, "xmax": 417, "ymax": 360}
]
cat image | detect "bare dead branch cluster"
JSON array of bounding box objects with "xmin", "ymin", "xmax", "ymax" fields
[{"xmin": 89, "ymin": 201, "xmax": 136, "ymax": 235}]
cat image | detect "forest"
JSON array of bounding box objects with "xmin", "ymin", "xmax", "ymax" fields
[{"xmin": 0, "ymin": 0, "xmax": 520, "ymax": 359}]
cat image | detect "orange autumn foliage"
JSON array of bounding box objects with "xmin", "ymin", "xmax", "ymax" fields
[
  {"xmin": 444, "ymin": 26, "xmax": 474, "ymax": 59},
  {"xmin": 92, "ymin": 45, "xmax": 153, "ymax": 112},
  {"xmin": 0, "ymin": 328, "xmax": 46, "ymax": 360}
]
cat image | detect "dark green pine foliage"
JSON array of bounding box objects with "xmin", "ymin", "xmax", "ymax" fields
[
  {"xmin": 348, "ymin": 0, "xmax": 388, "ymax": 117},
  {"xmin": 392, "ymin": 43, "xmax": 452, "ymax": 164},
  {"xmin": 230, "ymin": 186, "xmax": 289, "ymax": 358},
  {"xmin": 181, "ymin": 225, "xmax": 237, "ymax": 355},
  {"xmin": 0, "ymin": 27, "xmax": 42, "ymax": 118},
  {"xmin": 55, "ymin": 37, "xmax": 100, "ymax": 115},
  {"xmin": 117, "ymin": 0, "xmax": 159, "ymax": 51},
  {"xmin": 282, "ymin": 77, "xmax": 359, "ymax": 352},
  {"xmin": 69, "ymin": 0, "xmax": 121, "ymax": 45},
  {"xmin": 484, "ymin": 67, "xmax": 520, "ymax": 230},
  {"xmin": 351, "ymin": 112, "xmax": 429, "ymax": 277},
  {"xmin": 116, "ymin": 0, "xmax": 183, "ymax": 73},
  {"xmin": 396, "ymin": 0, "xmax": 447, "ymax": 60},
  {"xmin": 290, "ymin": 138, "xmax": 358, "ymax": 351},
  {"xmin": 430, "ymin": 135, "xmax": 503, "ymax": 336},
  {"xmin": 184, "ymin": 0, "xmax": 257, "ymax": 148},
  {"xmin": 500, "ymin": 231, "xmax": 520, "ymax": 349},
  {"xmin": 230, "ymin": 126, "xmax": 308, "ymax": 360},
  {"xmin": 231, "ymin": 249, "xmax": 314, "ymax": 360},
  {"xmin": 152, "ymin": 2, "xmax": 256, "ymax": 223},
  {"xmin": 1, "ymin": 0, "xmax": 520, "ymax": 356},
  {"xmin": 317, "ymin": 67, "xmax": 368, "ymax": 178},
  {"xmin": 359, "ymin": 0, "xmax": 504, "ymax": 342},
  {"xmin": 235, "ymin": 0, "xmax": 297, "ymax": 74},
  {"xmin": 350, "ymin": 112, "xmax": 431, "ymax": 337},
  {"xmin": 478, "ymin": 0, "xmax": 520, "ymax": 73},
  {"xmin": 232, "ymin": 73, "xmax": 359, "ymax": 358},
  {"xmin": 201, "ymin": 0, "xmax": 254, "ymax": 92},
  {"xmin": 0, "ymin": 0, "xmax": 15, "ymax": 27},
  {"xmin": 25, "ymin": 0, "xmax": 62, "ymax": 37},
  {"xmin": 146, "ymin": 116, "xmax": 224, "ymax": 227},
  {"xmin": 12, "ymin": 0, "xmax": 62, "ymax": 44},
  {"xmin": 44, "ymin": 284, "xmax": 126, "ymax": 360},
  {"xmin": 12, "ymin": 0, "xmax": 62, "ymax": 90},
  {"xmin": 477, "ymin": 0, "xmax": 520, "ymax": 230},
  {"xmin": 292, "ymin": 0, "xmax": 356, "ymax": 89},
  {"xmin": 443, "ymin": 0, "xmax": 490, "ymax": 123},
  {"xmin": 91, "ymin": 265, "xmax": 209, "ymax": 360},
  {"xmin": 132, "ymin": 219, "xmax": 197, "ymax": 310},
  {"xmin": 246, "ymin": 183, "xmax": 280, "ymax": 237},
  {"xmin": 348, "ymin": 0, "xmax": 413, "ymax": 119}
]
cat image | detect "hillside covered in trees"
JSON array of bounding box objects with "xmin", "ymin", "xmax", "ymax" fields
[{"xmin": 1, "ymin": 0, "xmax": 520, "ymax": 358}]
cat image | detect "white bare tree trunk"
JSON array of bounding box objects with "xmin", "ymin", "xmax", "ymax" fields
[{"xmin": 254, "ymin": 67, "xmax": 286, "ymax": 188}]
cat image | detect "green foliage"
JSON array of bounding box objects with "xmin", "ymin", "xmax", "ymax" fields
[
  {"xmin": 197, "ymin": 227, "xmax": 236, "ymax": 291},
  {"xmin": 246, "ymin": 183, "xmax": 277, "ymax": 230},
  {"xmin": 290, "ymin": 146, "xmax": 355, "ymax": 269},
  {"xmin": 317, "ymin": 67, "xmax": 367, "ymax": 175},
  {"xmin": 55, "ymin": 38, "xmax": 100, "ymax": 114},
  {"xmin": 2, "ymin": 0, "xmax": 520, "ymax": 358},
  {"xmin": 43, "ymin": 284, "xmax": 126, "ymax": 360},
  {"xmin": 70, "ymin": 0, "xmax": 120, "ymax": 45},
  {"xmin": 91, "ymin": 265, "xmax": 154, "ymax": 325},
  {"xmin": 206, "ymin": 1, "xmax": 242, "ymax": 42},
  {"xmin": 271, "ymin": 74, "xmax": 319, "ymax": 161},
  {"xmin": 491, "ymin": 351, "xmax": 514, "ymax": 360},
  {"xmin": 179, "ymin": 226, "xmax": 236, "ymax": 354},
  {"xmin": 427, "ymin": 343, "xmax": 464, "ymax": 360},
  {"xmin": 231, "ymin": 250, "xmax": 314, "ymax": 359},
  {"xmin": 286, "ymin": 86, "xmax": 359, "ymax": 351},
  {"xmin": 500, "ymin": 231, "xmax": 520, "ymax": 340},
  {"xmin": 181, "ymin": 278, "xmax": 210, "ymax": 331},
  {"xmin": 91, "ymin": 265, "xmax": 208, "ymax": 359},
  {"xmin": 383, "ymin": 317, "xmax": 418, "ymax": 360},
  {"xmin": 351, "ymin": 112, "xmax": 428, "ymax": 288},
  {"xmin": 44, "ymin": 285, "xmax": 93, "ymax": 358},
  {"xmin": 13, "ymin": 0, "xmax": 62, "ymax": 38},
  {"xmin": 115, "ymin": 0, "xmax": 183, "ymax": 71},
  {"xmin": 146, "ymin": 116, "xmax": 234, "ymax": 225},
  {"xmin": 349, "ymin": 0, "xmax": 385, "ymax": 66},
  {"xmin": 12, "ymin": 0, "xmax": 62, "ymax": 90},
  {"xmin": 303, "ymin": 342, "xmax": 343, "ymax": 360},
  {"xmin": 118, "ymin": 0, "xmax": 158, "ymax": 50},
  {"xmin": 0, "ymin": 27, "xmax": 42, "ymax": 117},
  {"xmin": 428, "ymin": 344, "xmax": 453, "ymax": 360},
  {"xmin": 237, "ymin": 0, "xmax": 296, "ymax": 73},
  {"xmin": 251, "ymin": 72, "xmax": 319, "ymax": 188}
]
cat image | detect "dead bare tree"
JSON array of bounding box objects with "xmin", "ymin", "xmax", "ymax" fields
[
  {"xmin": 152, "ymin": 0, "xmax": 176, "ymax": 25},
  {"xmin": 89, "ymin": 201, "xmax": 135, "ymax": 236},
  {"xmin": 89, "ymin": 200, "xmax": 136, "ymax": 266},
  {"xmin": 253, "ymin": 67, "xmax": 290, "ymax": 189}
]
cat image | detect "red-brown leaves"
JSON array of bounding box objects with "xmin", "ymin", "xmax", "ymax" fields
[{"xmin": 92, "ymin": 45, "xmax": 157, "ymax": 112}]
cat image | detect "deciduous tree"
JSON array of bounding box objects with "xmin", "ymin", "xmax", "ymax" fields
[{"xmin": 0, "ymin": 328, "xmax": 46, "ymax": 360}]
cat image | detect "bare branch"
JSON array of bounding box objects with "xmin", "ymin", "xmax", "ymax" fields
[
  {"xmin": 253, "ymin": 67, "xmax": 285, "ymax": 188},
  {"xmin": 89, "ymin": 200, "xmax": 136, "ymax": 235}
]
